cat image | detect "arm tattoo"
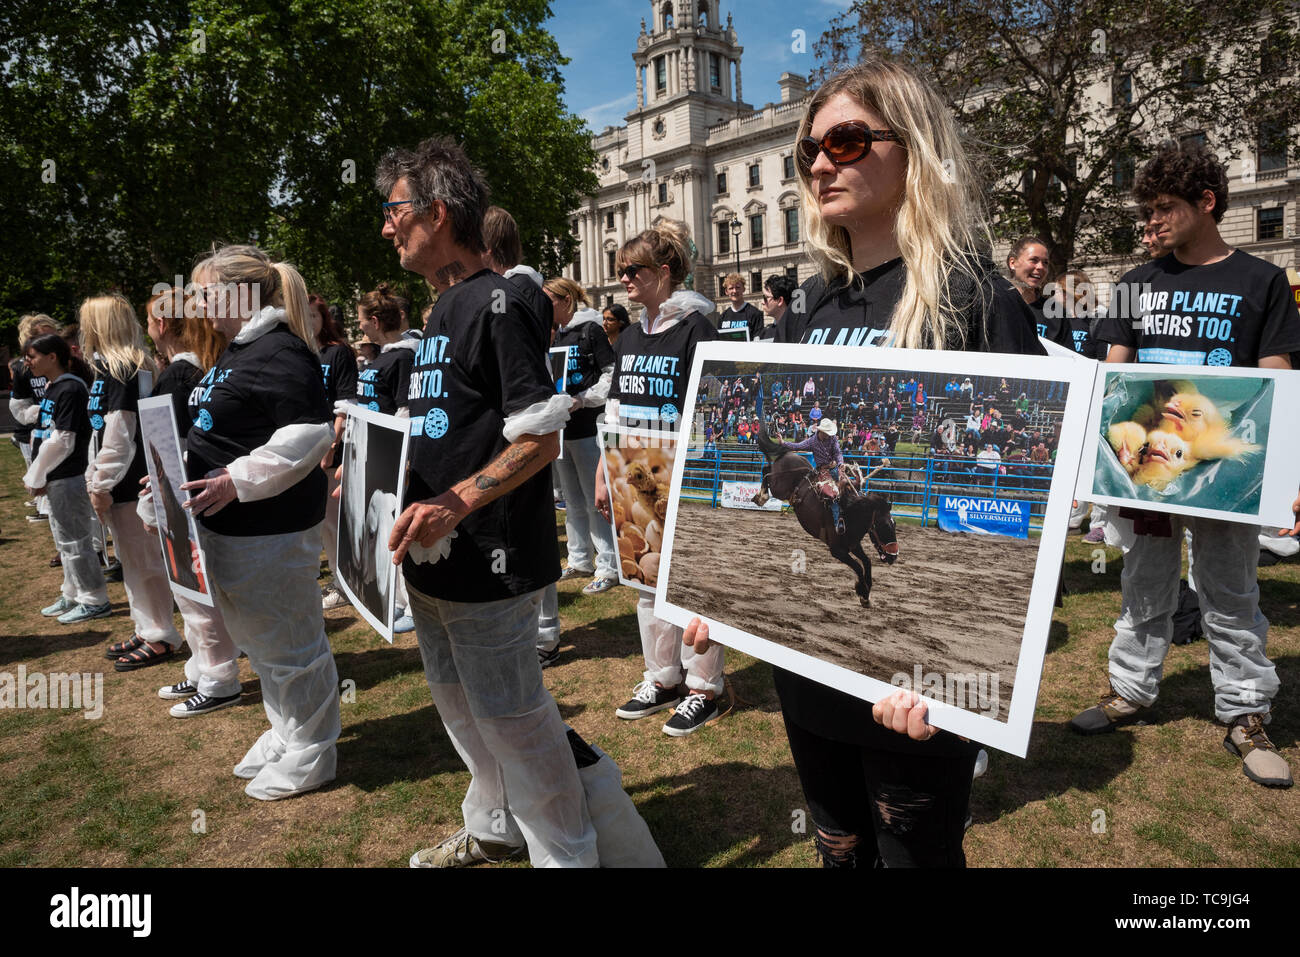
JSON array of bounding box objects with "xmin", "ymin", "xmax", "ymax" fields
[{"xmin": 475, "ymin": 475, "xmax": 500, "ymax": 490}]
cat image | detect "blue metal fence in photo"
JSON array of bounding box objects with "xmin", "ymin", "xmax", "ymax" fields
[{"xmin": 681, "ymin": 446, "xmax": 1054, "ymax": 533}]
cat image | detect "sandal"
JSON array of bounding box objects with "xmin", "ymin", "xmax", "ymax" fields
[
  {"xmin": 114, "ymin": 642, "xmax": 175, "ymax": 672},
  {"xmin": 105, "ymin": 634, "xmax": 146, "ymax": 660}
]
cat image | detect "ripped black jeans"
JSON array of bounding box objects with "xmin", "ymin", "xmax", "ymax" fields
[{"xmin": 783, "ymin": 715, "xmax": 976, "ymax": 867}]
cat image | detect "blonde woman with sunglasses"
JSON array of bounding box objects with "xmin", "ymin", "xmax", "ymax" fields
[{"xmin": 688, "ymin": 60, "xmax": 1043, "ymax": 867}]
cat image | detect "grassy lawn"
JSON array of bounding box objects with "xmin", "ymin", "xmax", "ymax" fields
[{"xmin": 0, "ymin": 440, "xmax": 1296, "ymax": 867}]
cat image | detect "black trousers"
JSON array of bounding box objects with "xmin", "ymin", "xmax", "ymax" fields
[{"xmin": 782, "ymin": 714, "xmax": 976, "ymax": 868}]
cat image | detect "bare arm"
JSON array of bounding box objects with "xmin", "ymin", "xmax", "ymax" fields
[
  {"xmin": 1105, "ymin": 344, "xmax": 1135, "ymax": 363},
  {"xmin": 389, "ymin": 431, "xmax": 559, "ymax": 563}
]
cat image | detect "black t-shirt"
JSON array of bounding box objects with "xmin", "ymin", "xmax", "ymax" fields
[
  {"xmin": 88, "ymin": 362, "xmax": 150, "ymax": 504},
  {"xmin": 186, "ymin": 324, "xmax": 331, "ymax": 537},
  {"xmin": 37, "ymin": 374, "xmax": 92, "ymax": 482},
  {"xmin": 552, "ymin": 318, "xmax": 616, "ymax": 440},
  {"xmin": 507, "ymin": 273, "xmax": 554, "ymax": 354},
  {"xmin": 1094, "ymin": 250, "xmax": 1300, "ymax": 367},
  {"xmin": 772, "ymin": 257, "xmax": 1045, "ymax": 755},
  {"xmin": 355, "ymin": 345, "xmax": 413, "ymax": 414},
  {"xmin": 773, "ymin": 257, "xmax": 1043, "ymax": 357},
  {"xmin": 12, "ymin": 367, "xmax": 48, "ymax": 444},
  {"xmin": 402, "ymin": 270, "xmax": 560, "ymax": 602},
  {"xmin": 154, "ymin": 357, "xmax": 205, "ymax": 443},
  {"xmin": 610, "ymin": 312, "xmax": 718, "ymax": 430},
  {"xmin": 320, "ymin": 343, "xmax": 358, "ymax": 405},
  {"xmin": 1026, "ymin": 294, "xmax": 1073, "ymax": 351},
  {"xmin": 718, "ymin": 302, "xmax": 764, "ymax": 340},
  {"xmin": 319, "ymin": 342, "xmax": 357, "ymax": 468}
]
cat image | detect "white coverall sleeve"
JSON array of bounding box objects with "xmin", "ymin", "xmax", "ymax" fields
[
  {"xmin": 223, "ymin": 422, "xmax": 334, "ymax": 503},
  {"xmin": 23, "ymin": 430, "xmax": 76, "ymax": 489},
  {"xmin": 87, "ymin": 410, "xmax": 138, "ymax": 495},
  {"xmin": 9, "ymin": 396, "xmax": 40, "ymax": 426},
  {"xmin": 137, "ymin": 486, "xmax": 158, "ymax": 530},
  {"xmin": 501, "ymin": 393, "xmax": 572, "ymax": 444},
  {"xmin": 577, "ymin": 365, "xmax": 614, "ymax": 409},
  {"xmin": 603, "ymin": 398, "xmax": 620, "ymax": 426}
]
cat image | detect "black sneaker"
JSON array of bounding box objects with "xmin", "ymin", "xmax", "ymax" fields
[
  {"xmin": 158, "ymin": 679, "xmax": 198, "ymax": 700},
  {"xmin": 661, "ymin": 693, "xmax": 721, "ymax": 736},
  {"xmin": 615, "ymin": 680, "xmax": 682, "ymax": 719},
  {"xmin": 169, "ymin": 691, "xmax": 241, "ymax": 718},
  {"xmin": 539, "ymin": 646, "xmax": 561, "ymax": 669}
]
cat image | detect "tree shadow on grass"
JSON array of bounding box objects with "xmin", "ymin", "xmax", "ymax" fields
[
  {"xmin": 628, "ymin": 760, "xmax": 809, "ymax": 867},
  {"xmin": 971, "ymin": 654, "xmax": 1300, "ymax": 824},
  {"xmin": 0, "ymin": 628, "xmax": 117, "ymax": 667}
]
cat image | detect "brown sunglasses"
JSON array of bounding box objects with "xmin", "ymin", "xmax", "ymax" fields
[{"xmin": 797, "ymin": 120, "xmax": 903, "ymax": 177}]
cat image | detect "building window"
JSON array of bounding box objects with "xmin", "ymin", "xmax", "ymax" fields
[
  {"xmin": 1112, "ymin": 72, "xmax": 1132, "ymax": 106},
  {"xmin": 785, "ymin": 265, "xmax": 798, "ymax": 282},
  {"xmin": 1180, "ymin": 130, "xmax": 1207, "ymax": 149},
  {"xmin": 718, "ymin": 276, "xmax": 727, "ymax": 297},
  {"xmin": 716, "ymin": 222, "xmax": 730, "ymax": 255},
  {"xmin": 607, "ymin": 249, "xmax": 617, "ymax": 276},
  {"xmin": 716, "ymin": 170, "xmax": 727, "ymax": 193},
  {"xmin": 1258, "ymin": 206, "xmax": 1284, "ymax": 240},
  {"xmin": 1259, "ymin": 121, "xmax": 1288, "ymax": 174},
  {"xmin": 783, "ymin": 155, "xmax": 796, "ymax": 180},
  {"xmin": 709, "ymin": 53, "xmax": 721, "ymax": 90},
  {"xmin": 571, "ymin": 219, "xmax": 579, "ymax": 235},
  {"xmin": 573, "ymin": 255, "xmax": 581, "ymax": 282},
  {"xmin": 1181, "ymin": 56, "xmax": 1205, "ymax": 90},
  {"xmin": 749, "ymin": 214, "xmax": 764, "ymax": 249},
  {"xmin": 661, "ymin": 2, "xmax": 674, "ymax": 30},
  {"xmin": 784, "ymin": 207, "xmax": 799, "ymax": 244},
  {"xmin": 750, "ymin": 270, "xmax": 763, "ymax": 292},
  {"xmin": 655, "ymin": 56, "xmax": 666, "ymax": 93},
  {"xmin": 605, "ymin": 210, "xmax": 615, "ymax": 230},
  {"xmin": 1113, "ymin": 154, "xmax": 1135, "ymax": 191},
  {"xmin": 748, "ymin": 163, "xmax": 760, "ymax": 188},
  {"xmin": 698, "ymin": 2, "xmax": 709, "ymax": 28},
  {"xmin": 606, "ymin": 294, "xmax": 614, "ymax": 308},
  {"xmin": 658, "ymin": 182, "xmax": 668, "ymax": 204}
]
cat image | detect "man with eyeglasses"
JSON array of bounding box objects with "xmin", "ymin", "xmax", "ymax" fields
[{"xmin": 375, "ymin": 137, "xmax": 605, "ymax": 867}]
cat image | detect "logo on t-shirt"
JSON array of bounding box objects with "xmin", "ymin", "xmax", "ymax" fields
[
  {"xmin": 660, "ymin": 403, "xmax": 679, "ymax": 424},
  {"xmin": 1207, "ymin": 347, "xmax": 1233, "ymax": 366},
  {"xmin": 89, "ymin": 414, "xmax": 104, "ymax": 431},
  {"xmin": 423, "ymin": 408, "xmax": 449, "ymax": 439},
  {"xmin": 197, "ymin": 409, "xmax": 214, "ymax": 431},
  {"xmin": 368, "ymin": 401, "xmax": 380, "ymax": 412}
]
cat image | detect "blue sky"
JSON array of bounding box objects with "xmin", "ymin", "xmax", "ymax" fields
[{"xmin": 545, "ymin": 0, "xmax": 853, "ymax": 132}]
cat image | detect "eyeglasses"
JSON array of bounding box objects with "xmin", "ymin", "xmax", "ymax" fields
[
  {"xmin": 382, "ymin": 200, "xmax": 414, "ymax": 224},
  {"xmin": 618, "ymin": 263, "xmax": 651, "ymax": 281},
  {"xmin": 797, "ymin": 121, "xmax": 902, "ymax": 177}
]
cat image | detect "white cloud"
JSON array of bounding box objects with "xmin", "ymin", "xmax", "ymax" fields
[{"xmin": 579, "ymin": 92, "xmax": 638, "ymax": 131}]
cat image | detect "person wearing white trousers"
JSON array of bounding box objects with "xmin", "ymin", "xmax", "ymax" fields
[{"xmin": 181, "ymin": 248, "xmax": 340, "ymax": 799}]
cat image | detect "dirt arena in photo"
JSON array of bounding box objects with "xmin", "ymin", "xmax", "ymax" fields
[{"xmin": 666, "ymin": 501, "xmax": 1040, "ymax": 718}]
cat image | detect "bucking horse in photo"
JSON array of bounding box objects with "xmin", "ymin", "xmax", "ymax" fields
[{"xmin": 752, "ymin": 430, "xmax": 898, "ymax": 606}]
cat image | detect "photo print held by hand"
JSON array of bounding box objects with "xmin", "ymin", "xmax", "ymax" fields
[
  {"xmin": 138, "ymin": 395, "xmax": 213, "ymax": 606},
  {"xmin": 1079, "ymin": 366, "xmax": 1300, "ymax": 527},
  {"xmin": 654, "ymin": 341, "xmax": 1099, "ymax": 755},
  {"xmin": 335, "ymin": 404, "xmax": 412, "ymax": 642}
]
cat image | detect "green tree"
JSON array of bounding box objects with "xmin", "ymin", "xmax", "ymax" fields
[
  {"xmin": 0, "ymin": 0, "xmax": 595, "ymax": 343},
  {"xmin": 815, "ymin": 0, "xmax": 1300, "ymax": 271}
]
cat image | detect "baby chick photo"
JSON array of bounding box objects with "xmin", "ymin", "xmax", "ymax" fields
[{"xmin": 1090, "ymin": 371, "xmax": 1274, "ymax": 520}]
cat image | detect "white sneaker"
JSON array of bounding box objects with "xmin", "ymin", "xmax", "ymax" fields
[{"xmin": 321, "ymin": 584, "xmax": 348, "ymax": 610}]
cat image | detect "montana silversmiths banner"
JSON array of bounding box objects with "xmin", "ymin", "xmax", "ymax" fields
[{"xmin": 936, "ymin": 495, "xmax": 1030, "ymax": 539}]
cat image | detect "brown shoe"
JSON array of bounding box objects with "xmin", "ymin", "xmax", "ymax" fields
[
  {"xmin": 1069, "ymin": 685, "xmax": 1149, "ymax": 735},
  {"xmin": 1223, "ymin": 714, "xmax": 1293, "ymax": 788}
]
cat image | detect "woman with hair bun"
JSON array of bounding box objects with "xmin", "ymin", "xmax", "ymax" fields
[
  {"xmin": 348, "ymin": 282, "xmax": 417, "ymax": 631},
  {"xmin": 594, "ymin": 218, "xmax": 726, "ymax": 737},
  {"xmin": 689, "ymin": 59, "xmax": 1044, "ymax": 867},
  {"xmin": 140, "ymin": 288, "xmax": 244, "ymax": 716},
  {"xmin": 181, "ymin": 243, "xmax": 339, "ymax": 800}
]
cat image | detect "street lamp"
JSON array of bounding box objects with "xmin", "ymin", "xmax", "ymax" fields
[{"xmin": 729, "ymin": 216, "xmax": 741, "ymax": 278}]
